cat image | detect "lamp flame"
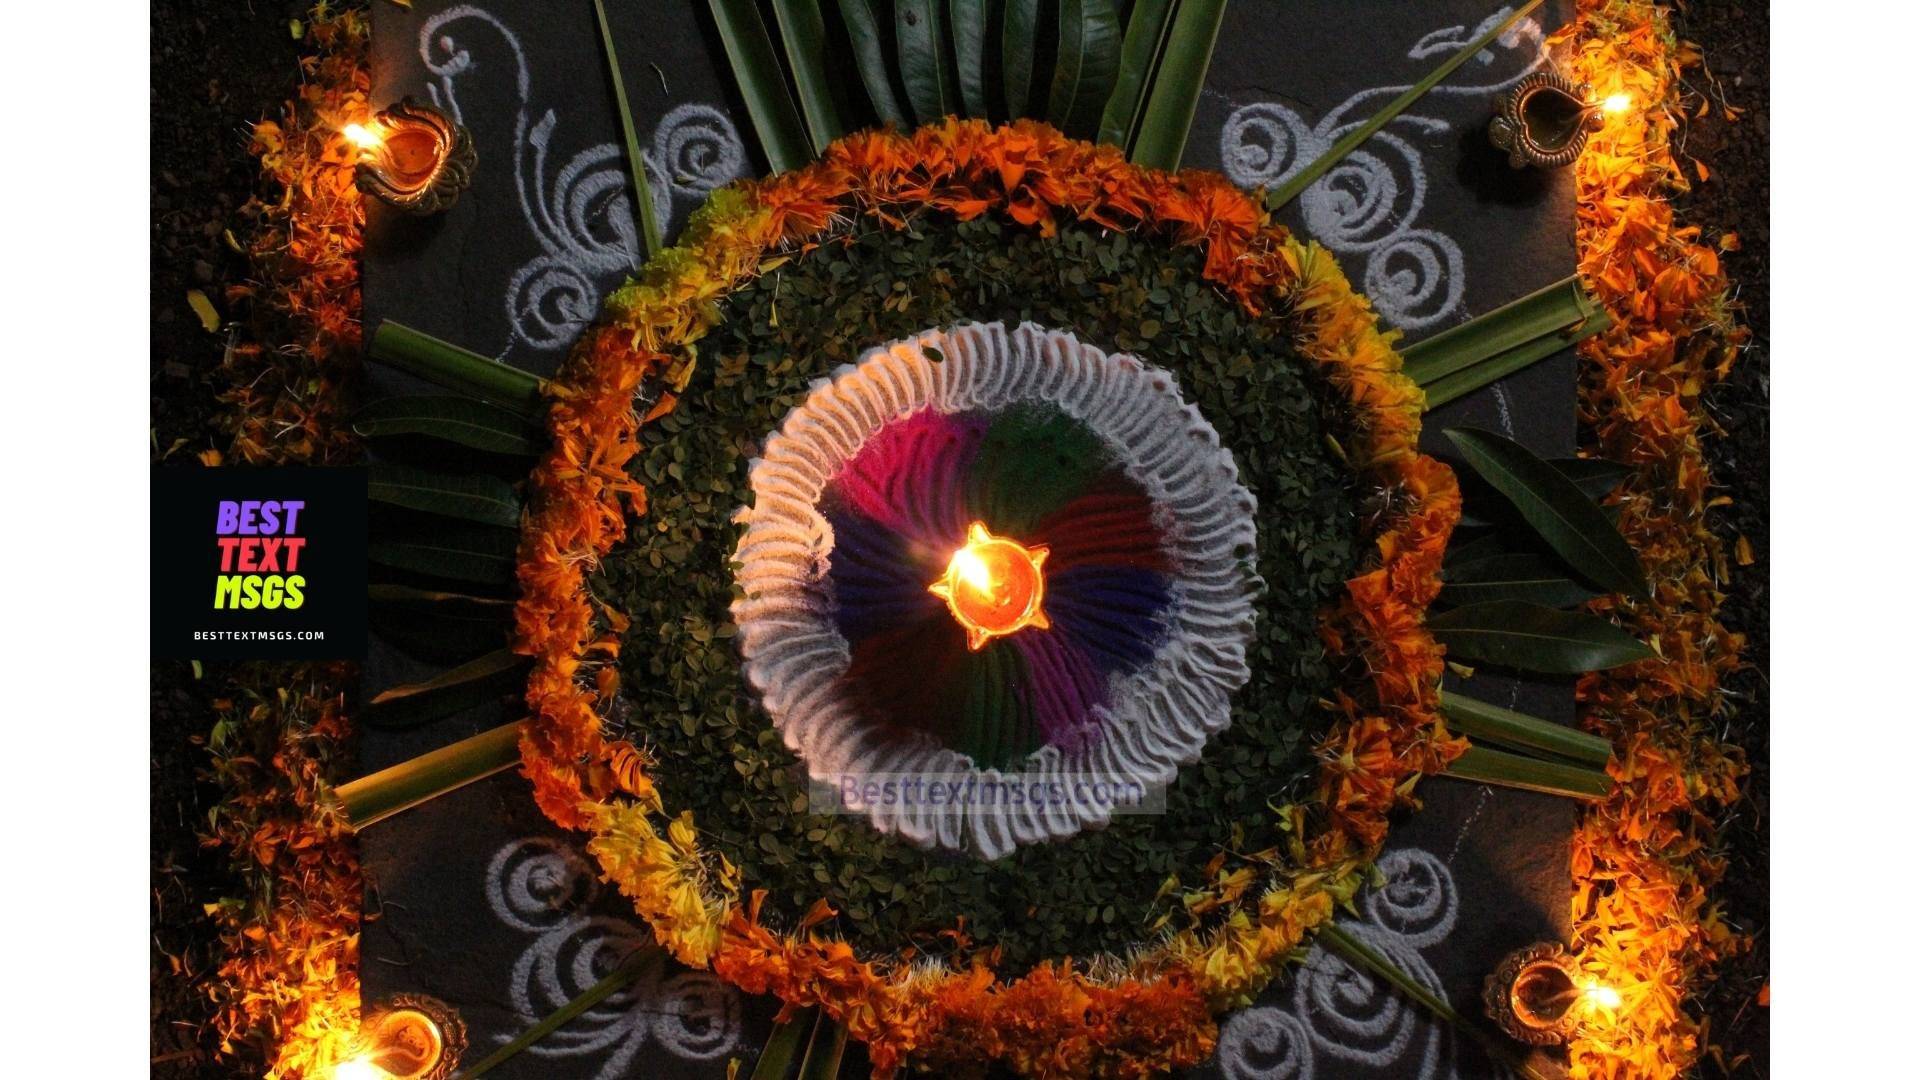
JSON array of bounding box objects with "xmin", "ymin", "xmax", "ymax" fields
[
  {"xmin": 342, "ymin": 123, "xmax": 382, "ymax": 151},
  {"xmin": 1583, "ymin": 981, "xmax": 1623, "ymax": 1010},
  {"xmin": 929, "ymin": 522, "xmax": 1050, "ymax": 650},
  {"xmin": 1602, "ymin": 92, "xmax": 1633, "ymax": 115},
  {"xmin": 332, "ymin": 1055, "xmax": 386, "ymax": 1080}
]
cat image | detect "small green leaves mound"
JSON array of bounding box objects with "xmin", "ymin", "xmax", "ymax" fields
[{"xmin": 591, "ymin": 217, "xmax": 1363, "ymax": 968}]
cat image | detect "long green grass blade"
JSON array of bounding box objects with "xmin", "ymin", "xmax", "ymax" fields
[
  {"xmin": 709, "ymin": 0, "xmax": 814, "ymax": 173},
  {"xmin": 1405, "ymin": 275, "xmax": 1599, "ymax": 383},
  {"xmin": 797, "ymin": 1011, "xmax": 849, "ymax": 1080},
  {"xmin": 951, "ymin": 0, "xmax": 993, "ymax": 118},
  {"xmin": 368, "ymin": 321, "xmax": 545, "ymax": 414},
  {"xmin": 1047, "ymin": 0, "xmax": 1122, "ymax": 136},
  {"xmin": 455, "ymin": 946, "xmax": 658, "ymax": 1078},
  {"xmin": 1269, "ymin": 0, "xmax": 1545, "ymax": 208},
  {"xmin": 1001, "ymin": 0, "xmax": 1039, "ymax": 117},
  {"xmin": 335, "ymin": 720, "xmax": 525, "ymax": 829},
  {"xmin": 1129, "ymin": 0, "xmax": 1225, "ymax": 169},
  {"xmin": 751, "ymin": 1008, "xmax": 817, "ymax": 1080},
  {"xmin": 362, "ymin": 648, "xmax": 528, "ymax": 729},
  {"xmin": 1441, "ymin": 743, "xmax": 1612, "ymax": 800},
  {"xmin": 1420, "ymin": 308, "xmax": 1610, "ymax": 409},
  {"xmin": 369, "ymin": 525, "xmax": 517, "ymax": 585},
  {"xmin": 593, "ymin": 0, "xmax": 663, "ymax": 258},
  {"xmin": 1430, "ymin": 600, "xmax": 1655, "ymax": 674},
  {"xmin": 369, "ymin": 463, "xmax": 523, "ymax": 529},
  {"xmin": 1439, "ymin": 689, "xmax": 1613, "ymax": 767},
  {"xmin": 839, "ymin": 0, "xmax": 909, "ymax": 126},
  {"xmin": 897, "ymin": 0, "xmax": 958, "ymax": 122},
  {"xmin": 772, "ymin": 0, "xmax": 847, "ymax": 150},
  {"xmin": 1095, "ymin": 0, "xmax": 1174, "ymax": 149},
  {"xmin": 353, "ymin": 395, "xmax": 541, "ymax": 455}
]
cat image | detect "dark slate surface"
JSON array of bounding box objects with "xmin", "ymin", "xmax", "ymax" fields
[{"xmin": 360, "ymin": 4, "xmax": 1583, "ymax": 1077}]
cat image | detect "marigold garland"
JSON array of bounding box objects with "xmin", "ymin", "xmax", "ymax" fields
[
  {"xmin": 514, "ymin": 119, "xmax": 1463, "ymax": 1076},
  {"xmin": 1559, "ymin": 3, "xmax": 1752, "ymax": 1077}
]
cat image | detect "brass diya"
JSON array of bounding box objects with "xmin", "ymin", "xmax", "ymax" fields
[
  {"xmin": 1488, "ymin": 71, "xmax": 1606, "ymax": 169},
  {"xmin": 1483, "ymin": 942, "xmax": 1584, "ymax": 1046},
  {"xmin": 353, "ymin": 98, "xmax": 477, "ymax": 215},
  {"xmin": 358, "ymin": 994, "xmax": 465, "ymax": 1080}
]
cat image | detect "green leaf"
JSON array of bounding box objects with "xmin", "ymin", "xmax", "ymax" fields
[
  {"xmin": 369, "ymin": 525, "xmax": 517, "ymax": 585},
  {"xmin": 897, "ymin": 0, "xmax": 958, "ymax": 123},
  {"xmin": 798, "ymin": 1011, "xmax": 849, "ymax": 1080},
  {"xmin": 1129, "ymin": 0, "xmax": 1226, "ymax": 169},
  {"xmin": 1269, "ymin": 0, "xmax": 1545, "ymax": 208},
  {"xmin": 1445, "ymin": 427, "xmax": 1648, "ymax": 597},
  {"xmin": 593, "ymin": 0, "xmax": 663, "ymax": 258},
  {"xmin": 456, "ymin": 943, "xmax": 658, "ymax": 1077},
  {"xmin": 1552, "ymin": 456, "xmax": 1632, "ymax": 501},
  {"xmin": 362, "ymin": 648, "xmax": 529, "ymax": 730},
  {"xmin": 709, "ymin": 0, "xmax": 815, "ymax": 173},
  {"xmin": 368, "ymin": 321, "xmax": 545, "ymax": 414},
  {"xmin": 1429, "ymin": 601, "xmax": 1655, "ymax": 675},
  {"xmin": 950, "ymin": 0, "xmax": 994, "ymax": 119},
  {"xmin": 772, "ymin": 0, "xmax": 847, "ymax": 151},
  {"xmin": 1047, "ymin": 0, "xmax": 1122, "ymax": 137},
  {"xmin": 839, "ymin": 0, "xmax": 909, "ymax": 126},
  {"xmin": 335, "ymin": 720, "xmax": 525, "ymax": 829},
  {"xmin": 368, "ymin": 583, "xmax": 512, "ymax": 608},
  {"xmin": 751, "ymin": 1008, "xmax": 817, "ymax": 1080},
  {"xmin": 1000, "ymin": 0, "xmax": 1039, "ymax": 118},
  {"xmin": 1439, "ymin": 690, "xmax": 1613, "ymax": 767},
  {"xmin": 353, "ymin": 395, "xmax": 541, "ymax": 455},
  {"xmin": 1404, "ymin": 275, "xmax": 1609, "ymax": 409},
  {"xmin": 369, "ymin": 463, "xmax": 523, "ymax": 528},
  {"xmin": 1441, "ymin": 743, "xmax": 1612, "ymax": 800},
  {"xmin": 1095, "ymin": 0, "xmax": 1174, "ymax": 149},
  {"xmin": 1441, "ymin": 553, "xmax": 1598, "ymax": 609}
]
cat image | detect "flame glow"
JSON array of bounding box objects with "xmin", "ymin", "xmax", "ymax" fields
[
  {"xmin": 1583, "ymin": 981, "xmax": 1623, "ymax": 1010},
  {"xmin": 332, "ymin": 1055, "xmax": 386, "ymax": 1080},
  {"xmin": 928, "ymin": 522, "xmax": 1050, "ymax": 650},
  {"xmin": 342, "ymin": 123, "xmax": 382, "ymax": 150},
  {"xmin": 1602, "ymin": 92, "xmax": 1633, "ymax": 115}
]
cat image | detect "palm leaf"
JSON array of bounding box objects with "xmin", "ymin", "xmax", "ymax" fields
[
  {"xmin": 1442, "ymin": 743, "xmax": 1612, "ymax": 800},
  {"xmin": 335, "ymin": 720, "xmax": 525, "ymax": 829},
  {"xmin": 897, "ymin": 0, "xmax": 959, "ymax": 122},
  {"xmin": 353, "ymin": 395, "xmax": 541, "ymax": 455},
  {"xmin": 368, "ymin": 321, "xmax": 545, "ymax": 414},
  {"xmin": 709, "ymin": 0, "xmax": 814, "ymax": 173},
  {"xmin": 369, "ymin": 525, "xmax": 517, "ymax": 585},
  {"xmin": 840, "ymin": 0, "xmax": 909, "ymax": 125},
  {"xmin": 772, "ymin": 0, "xmax": 847, "ymax": 150},
  {"xmin": 1268, "ymin": 0, "xmax": 1545, "ymax": 208},
  {"xmin": 1129, "ymin": 0, "xmax": 1226, "ymax": 169},
  {"xmin": 1441, "ymin": 552, "xmax": 1598, "ymax": 609},
  {"xmin": 1000, "ymin": 0, "xmax": 1040, "ymax": 117},
  {"xmin": 1095, "ymin": 0, "xmax": 1174, "ymax": 149},
  {"xmin": 951, "ymin": 0, "xmax": 995, "ymax": 118},
  {"xmin": 1047, "ymin": 0, "xmax": 1122, "ymax": 136},
  {"xmin": 1445, "ymin": 428, "xmax": 1648, "ymax": 597},
  {"xmin": 362, "ymin": 648, "xmax": 528, "ymax": 729},
  {"xmin": 1429, "ymin": 600, "xmax": 1654, "ymax": 674},
  {"xmin": 593, "ymin": 0, "xmax": 663, "ymax": 258},
  {"xmin": 369, "ymin": 463, "xmax": 523, "ymax": 529},
  {"xmin": 1439, "ymin": 690, "xmax": 1613, "ymax": 767}
]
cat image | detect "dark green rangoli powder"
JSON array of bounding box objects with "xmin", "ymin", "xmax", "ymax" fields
[{"xmin": 590, "ymin": 218, "xmax": 1364, "ymax": 967}]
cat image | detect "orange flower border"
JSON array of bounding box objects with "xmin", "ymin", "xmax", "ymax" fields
[{"xmin": 512, "ymin": 119, "xmax": 1464, "ymax": 1076}]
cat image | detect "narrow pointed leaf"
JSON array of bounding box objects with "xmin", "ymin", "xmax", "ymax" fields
[
  {"xmin": 797, "ymin": 1011, "xmax": 849, "ymax": 1080},
  {"xmin": 951, "ymin": 0, "xmax": 993, "ymax": 118},
  {"xmin": 369, "ymin": 321, "xmax": 545, "ymax": 414},
  {"xmin": 1429, "ymin": 600, "xmax": 1654, "ymax": 674},
  {"xmin": 772, "ymin": 0, "xmax": 847, "ymax": 150},
  {"xmin": 593, "ymin": 0, "xmax": 663, "ymax": 258},
  {"xmin": 1001, "ymin": 0, "xmax": 1039, "ymax": 117},
  {"xmin": 751, "ymin": 1008, "xmax": 817, "ymax": 1080},
  {"xmin": 897, "ymin": 0, "xmax": 958, "ymax": 122},
  {"xmin": 1441, "ymin": 553, "xmax": 1599, "ymax": 609},
  {"xmin": 1269, "ymin": 0, "xmax": 1544, "ymax": 208},
  {"xmin": 839, "ymin": 0, "xmax": 909, "ymax": 125},
  {"xmin": 1445, "ymin": 427, "xmax": 1648, "ymax": 596},
  {"xmin": 362, "ymin": 648, "xmax": 529, "ymax": 729},
  {"xmin": 456, "ymin": 945, "xmax": 658, "ymax": 1078},
  {"xmin": 370, "ymin": 463, "xmax": 523, "ymax": 528},
  {"xmin": 1405, "ymin": 276, "xmax": 1599, "ymax": 384},
  {"xmin": 1418, "ymin": 306, "xmax": 1611, "ymax": 409},
  {"xmin": 1129, "ymin": 0, "xmax": 1226, "ymax": 169},
  {"xmin": 335, "ymin": 720, "xmax": 525, "ymax": 829},
  {"xmin": 1096, "ymin": 0, "xmax": 1174, "ymax": 148},
  {"xmin": 353, "ymin": 395, "xmax": 541, "ymax": 455},
  {"xmin": 1439, "ymin": 689, "xmax": 1613, "ymax": 767},
  {"xmin": 1047, "ymin": 0, "xmax": 1122, "ymax": 136},
  {"xmin": 1552, "ymin": 457, "xmax": 1632, "ymax": 501},
  {"xmin": 369, "ymin": 584, "xmax": 513, "ymax": 608},
  {"xmin": 709, "ymin": 0, "xmax": 814, "ymax": 173},
  {"xmin": 369, "ymin": 525, "xmax": 517, "ymax": 585},
  {"xmin": 1441, "ymin": 743, "xmax": 1612, "ymax": 800}
]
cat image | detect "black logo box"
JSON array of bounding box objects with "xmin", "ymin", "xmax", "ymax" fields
[{"xmin": 151, "ymin": 466, "xmax": 367, "ymax": 660}]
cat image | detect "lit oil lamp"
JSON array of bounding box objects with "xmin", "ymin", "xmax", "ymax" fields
[
  {"xmin": 345, "ymin": 97, "xmax": 476, "ymax": 215},
  {"xmin": 1488, "ymin": 72, "xmax": 1631, "ymax": 169},
  {"xmin": 1483, "ymin": 942, "xmax": 1619, "ymax": 1046},
  {"xmin": 929, "ymin": 521, "xmax": 1051, "ymax": 650},
  {"xmin": 335, "ymin": 995, "xmax": 464, "ymax": 1080}
]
